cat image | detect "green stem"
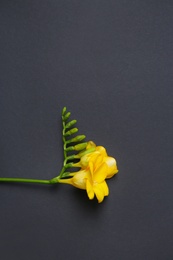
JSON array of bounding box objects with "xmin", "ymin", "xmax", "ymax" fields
[
  {"xmin": 59, "ymin": 119, "xmax": 68, "ymax": 178},
  {"xmin": 0, "ymin": 177, "xmax": 51, "ymax": 185}
]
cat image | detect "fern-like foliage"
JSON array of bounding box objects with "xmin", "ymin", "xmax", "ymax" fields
[{"xmin": 59, "ymin": 107, "xmax": 87, "ymax": 178}]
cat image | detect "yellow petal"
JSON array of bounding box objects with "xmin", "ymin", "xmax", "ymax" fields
[
  {"xmin": 86, "ymin": 179, "xmax": 94, "ymax": 200},
  {"xmin": 58, "ymin": 178, "xmax": 73, "ymax": 185},
  {"xmin": 71, "ymin": 170, "xmax": 89, "ymax": 189},
  {"xmin": 72, "ymin": 162, "xmax": 82, "ymax": 168},
  {"xmin": 86, "ymin": 141, "xmax": 96, "ymax": 149},
  {"xmin": 80, "ymin": 152, "xmax": 98, "ymax": 168},
  {"xmin": 104, "ymin": 157, "xmax": 118, "ymax": 179},
  {"xmin": 93, "ymin": 185, "xmax": 105, "ymax": 203},
  {"xmin": 89, "ymin": 161, "xmax": 94, "ymax": 175},
  {"xmin": 99, "ymin": 181, "xmax": 109, "ymax": 196},
  {"xmin": 96, "ymin": 146, "xmax": 107, "ymax": 157},
  {"xmin": 93, "ymin": 163, "xmax": 108, "ymax": 183},
  {"xmin": 94, "ymin": 153, "xmax": 104, "ymax": 168}
]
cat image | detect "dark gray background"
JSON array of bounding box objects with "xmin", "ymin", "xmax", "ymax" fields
[{"xmin": 0, "ymin": 1, "xmax": 173, "ymax": 259}]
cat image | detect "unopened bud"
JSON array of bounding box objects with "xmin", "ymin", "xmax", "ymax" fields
[
  {"xmin": 67, "ymin": 135, "xmax": 86, "ymax": 143},
  {"xmin": 64, "ymin": 128, "xmax": 78, "ymax": 136},
  {"xmin": 74, "ymin": 142, "xmax": 87, "ymax": 151},
  {"xmin": 65, "ymin": 120, "xmax": 77, "ymax": 129},
  {"xmin": 65, "ymin": 163, "xmax": 74, "ymax": 169},
  {"xmin": 63, "ymin": 112, "xmax": 71, "ymax": 121},
  {"xmin": 62, "ymin": 107, "xmax": 67, "ymax": 115},
  {"xmin": 65, "ymin": 146, "xmax": 75, "ymax": 152},
  {"xmin": 78, "ymin": 147, "xmax": 96, "ymax": 157}
]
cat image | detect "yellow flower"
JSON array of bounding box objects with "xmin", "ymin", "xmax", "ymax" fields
[
  {"xmin": 59, "ymin": 142, "xmax": 118, "ymax": 203},
  {"xmin": 74, "ymin": 141, "xmax": 118, "ymax": 179},
  {"xmin": 59, "ymin": 161, "xmax": 109, "ymax": 203}
]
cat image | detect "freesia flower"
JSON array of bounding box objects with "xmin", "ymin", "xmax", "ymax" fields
[
  {"xmin": 0, "ymin": 107, "xmax": 119, "ymax": 204},
  {"xmin": 74, "ymin": 141, "xmax": 118, "ymax": 179},
  {"xmin": 59, "ymin": 142, "xmax": 118, "ymax": 203}
]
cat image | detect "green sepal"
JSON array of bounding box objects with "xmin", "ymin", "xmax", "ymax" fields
[
  {"xmin": 61, "ymin": 172, "xmax": 71, "ymax": 177},
  {"xmin": 50, "ymin": 176, "xmax": 60, "ymax": 184}
]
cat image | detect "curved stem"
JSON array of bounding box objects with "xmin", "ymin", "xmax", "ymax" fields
[
  {"xmin": 59, "ymin": 119, "xmax": 68, "ymax": 178},
  {"xmin": 0, "ymin": 177, "xmax": 51, "ymax": 185}
]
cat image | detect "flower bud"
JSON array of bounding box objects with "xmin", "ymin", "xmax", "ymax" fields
[
  {"xmin": 65, "ymin": 146, "xmax": 75, "ymax": 152},
  {"xmin": 64, "ymin": 128, "xmax": 78, "ymax": 136},
  {"xmin": 63, "ymin": 112, "xmax": 71, "ymax": 121},
  {"xmin": 65, "ymin": 162, "xmax": 74, "ymax": 169},
  {"xmin": 65, "ymin": 120, "xmax": 77, "ymax": 129},
  {"xmin": 62, "ymin": 107, "xmax": 67, "ymax": 115},
  {"xmin": 78, "ymin": 147, "xmax": 96, "ymax": 158},
  {"xmin": 66, "ymin": 154, "xmax": 76, "ymax": 161},
  {"xmin": 67, "ymin": 135, "xmax": 86, "ymax": 143},
  {"xmin": 74, "ymin": 142, "xmax": 87, "ymax": 151}
]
